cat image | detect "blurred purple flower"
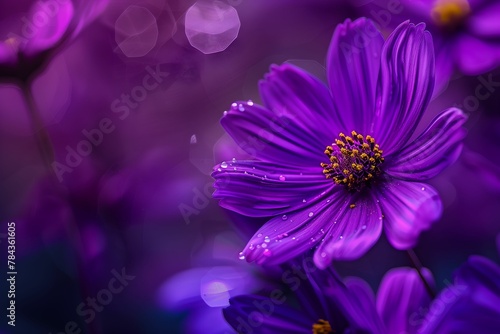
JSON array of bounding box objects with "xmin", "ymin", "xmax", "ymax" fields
[
  {"xmin": 0, "ymin": 0, "xmax": 108, "ymax": 81},
  {"xmin": 386, "ymin": 0, "xmax": 500, "ymax": 80},
  {"xmin": 158, "ymin": 232, "xmax": 267, "ymax": 334},
  {"xmin": 213, "ymin": 18, "xmax": 467, "ymax": 269}
]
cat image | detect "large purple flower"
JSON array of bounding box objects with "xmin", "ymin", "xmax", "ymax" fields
[{"xmin": 213, "ymin": 18, "xmax": 467, "ymax": 269}]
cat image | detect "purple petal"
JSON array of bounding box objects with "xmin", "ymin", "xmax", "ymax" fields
[
  {"xmin": 420, "ymin": 256, "xmax": 500, "ymax": 333},
  {"xmin": 23, "ymin": 1, "xmax": 74, "ymax": 56},
  {"xmin": 376, "ymin": 180, "xmax": 442, "ymax": 250},
  {"xmin": 223, "ymin": 295, "xmax": 312, "ymax": 333},
  {"xmin": 376, "ymin": 267, "xmax": 434, "ymax": 334},
  {"xmin": 259, "ymin": 63, "xmax": 343, "ymax": 144},
  {"xmin": 212, "ymin": 160, "xmax": 329, "ymax": 217},
  {"xmin": 221, "ymin": 100, "xmax": 325, "ymax": 167},
  {"xmin": 374, "ymin": 21, "xmax": 435, "ymax": 154},
  {"xmin": 240, "ymin": 186, "xmax": 347, "ymax": 266},
  {"xmin": 326, "ymin": 18, "xmax": 384, "ymax": 134},
  {"xmin": 468, "ymin": 2, "xmax": 500, "ymax": 37},
  {"xmin": 385, "ymin": 108, "xmax": 467, "ymax": 181},
  {"xmin": 314, "ymin": 193, "xmax": 382, "ymax": 268},
  {"xmin": 327, "ymin": 276, "xmax": 386, "ymax": 333},
  {"xmin": 454, "ymin": 34, "xmax": 500, "ymax": 75}
]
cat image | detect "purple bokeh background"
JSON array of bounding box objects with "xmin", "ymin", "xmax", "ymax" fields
[{"xmin": 0, "ymin": 0, "xmax": 499, "ymax": 333}]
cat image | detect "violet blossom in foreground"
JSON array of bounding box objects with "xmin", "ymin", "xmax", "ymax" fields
[
  {"xmin": 213, "ymin": 18, "xmax": 467, "ymax": 268},
  {"xmin": 224, "ymin": 255, "xmax": 500, "ymax": 333}
]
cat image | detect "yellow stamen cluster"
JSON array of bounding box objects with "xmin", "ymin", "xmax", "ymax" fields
[
  {"xmin": 431, "ymin": 0, "xmax": 470, "ymax": 26},
  {"xmin": 321, "ymin": 131, "xmax": 384, "ymax": 192},
  {"xmin": 312, "ymin": 319, "xmax": 334, "ymax": 334}
]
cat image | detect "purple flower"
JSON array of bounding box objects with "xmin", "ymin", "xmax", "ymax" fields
[
  {"xmin": 212, "ymin": 18, "xmax": 467, "ymax": 269},
  {"xmin": 383, "ymin": 0, "xmax": 500, "ymax": 79},
  {"xmin": 224, "ymin": 256, "xmax": 500, "ymax": 334},
  {"xmin": 0, "ymin": 0, "xmax": 108, "ymax": 81},
  {"xmin": 223, "ymin": 263, "xmax": 352, "ymax": 333}
]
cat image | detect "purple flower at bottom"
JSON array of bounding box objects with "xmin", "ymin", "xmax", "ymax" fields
[
  {"xmin": 213, "ymin": 18, "xmax": 467, "ymax": 269},
  {"xmin": 224, "ymin": 257, "xmax": 500, "ymax": 333}
]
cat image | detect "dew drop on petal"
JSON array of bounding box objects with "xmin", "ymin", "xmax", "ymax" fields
[
  {"xmin": 257, "ymin": 233, "xmax": 262, "ymax": 238},
  {"xmin": 302, "ymin": 199, "xmax": 307, "ymax": 203},
  {"xmin": 320, "ymin": 252, "xmax": 327, "ymax": 258},
  {"xmin": 231, "ymin": 102, "xmax": 238, "ymax": 109},
  {"xmin": 261, "ymin": 243, "xmax": 267, "ymax": 248},
  {"xmin": 421, "ymin": 187, "xmax": 425, "ymax": 191},
  {"xmin": 264, "ymin": 236, "xmax": 271, "ymax": 243},
  {"xmin": 281, "ymin": 215, "xmax": 287, "ymax": 221},
  {"xmin": 248, "ymin": 243, "xmax": 254, "ymax": 250},
  {"xmin": 247, "ymin": 100, "xmax": 254, "ymax": 106},
  {"xmin": 263, "ymin": 249, "xmax": 272, "ymax": 257},
  {"xmin": 222, "ymin": 110, "xmax": 228, "ymax": 116},
  {"xmin": 185, "ymin": 1, "xmax": 241, "ymax": 54},
  {"xmin": 362, "ymin": 225, "xmax": 367, "ymax": 230},
  {"xmin": 279, "ymin": 175, "xmax": 286, "ymax": 181},
  {"xmin": 308, "ymin": 212, "xmax": 314, "ymax": 217},
  {"xmin": 232, "ymin": 157, "xmax": 236, "ymax": 162},
  {"xmin": 217, "ymin": 168, "xmax": 221, "ymax": 172},
  {"xmin": 339, "ymin": 235, "xmax": 343, "ymax": 239},
  {"xmin": 238, "ymin": 104, "xmax": 245, "ymax": 112},
  {"xmin": 221, "ymin": 161, "xmax": 228, "ymax": 168},
  {"xmin": 238, "ymin": 252, "xmax": 245, "ymax": 260}
]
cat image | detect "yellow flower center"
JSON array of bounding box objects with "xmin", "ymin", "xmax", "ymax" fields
[
  {"xmin": 321, "ymin": 131, "xmax": 384, "ymax": 192},
  {"xmin": 431, "ymin": 0, "xmax": 470, "ymax": 26},
  {"xmin": 312, "ymin": 319, "xmax": 334, "ymax": 334}
]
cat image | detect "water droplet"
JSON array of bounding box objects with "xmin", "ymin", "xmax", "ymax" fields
[
  {"xmin": 238, "ymin": 104, "xmax": 245, "ymax": 112},
  {"xmin": 281, "ymin": 215, "xmax": 288, "ymax": 221},
  {"xmin": 238, "ymin": 252, "xmax": 245, "ymax": 260},
  {"xmin": 244, "ymin": 171, "xmax": 248, "ymax": 174},
  {"xmin": 252, "ymin": 167, "xmax": 256, "ymax": 169},
  {"xmin": 261, "ymin": 243, "xmax": 267, "ymax": 248},
  {"xmin": 320, "ymin": 229, "xmax": 325, "ymax": 234},
  {"xmin": 257, "ymin": 233, "xmax": 262, "ymax": 238},
  {"xmin": 263, "ymin": 249, "xmax": 272, "ymax": 257},
  {"xmin": 339, "ymin": 235, "xmax": 343, "ymax": 239},
  {"xmin": 217, "ymin": 168, "xmax": 222, "ymax": 172},
  {"xmin": 320, "ymin": 252, "xmax": 327, "ymax": 258},
  {"xmin": 362, "ymin": 225, "xmax": 367, "ymax": 230},
  {"xmin": 190, "ymin": 134, "xmax": 197, "ymax": 144},
  {"xmin": 232, "ymin": 157, "xmax": 236, "ymax": 162},
  {"xmin": 421, "ymin": 187, "xmax": 425, "ymax": 191},
  {"xmin": 308, "ymin": 212, "xmax": 314, "ymax": 217},
  {"xmin": 231, "ymin": 102, "xmax": 238, "ymax": 109},
  {"xmin": 264, "ymin": 236, "xmax": 271, "ymax": 243},
  {"xmin": 249, "ymin": 243, "xmax": 254, "ymax": 250},
  {"xmin": 310, "ymin": 237, "xmax": 315, "ymax": 242},
  {"xmin": 221, "ymin": 161, "xmax": 228, "ymax": 168},
  {"xmin": 223, "ymin": 110, "xmax": 228, "ymax": 116},
  {"xmin": 247, "ymin": 100, "xmax": 254, "ymax": 106},
  {"xmin": 333, "ymin": 221, "xmax": 337, "ymax": 224},
  {"xmin": 279, "ymin": 175, "xmax": 286, "ymax": 181},
  {"xmin": 302, "ymin": 199, "xmax": 307, "ymax": 203},
  {"xmin": 326, "ymin": 199, "xmax": 331, "ymax": 203}
]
